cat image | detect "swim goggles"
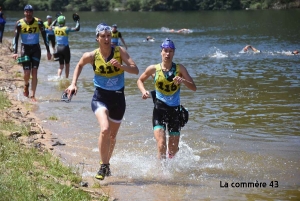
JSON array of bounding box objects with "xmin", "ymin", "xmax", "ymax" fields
[{"xmin": 95, "ymin": 23, "xmax": 112, "ymax": 36}]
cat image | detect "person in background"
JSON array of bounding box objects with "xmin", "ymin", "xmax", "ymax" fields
[
  {"xmin": 243, "ymin": 45, "xmax": 260, "ymax": 53},
  {"xmin": 12, "ymin": 4, "xmax": 51, "ymax": 102},
  {"xmin": 52, "ymin": 15, "xmax": 80, "ymax": 78},
  {"xmin": 146, "ymin": 36, "xmax": 155, "ymax": 42},
  {"xmin": 0, "ymin": 6, "xmax": 6, "ymax": 43},
  {"xmin": 137, "ymin": 38, "xmax": 196, "ymax": 160},
  {"xmin": 111, "ymin": 24, "xmax": 128, "ymax": 49},
  {"xmin": 44, "ymin": 15, "xmax": 56, "ymax": 54},
  {"xmin": 291, "ymin": 50, "xmax": 299, "ymax": 55},
  {"xmin": 65, "ymin": 23, "xmax": 138, "ymax": 180}
]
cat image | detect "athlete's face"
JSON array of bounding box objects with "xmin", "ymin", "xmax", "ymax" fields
[
  {"xmin": 97, "ymin": 30, "xmax": 112, "ymax": 46},
  {"xmin": 24, "ymin": 10, "xmax": 33, "ymax": 19},
  {"xmin": 161, "ymin": 48, "xmax": 175, "ymax": 61}
]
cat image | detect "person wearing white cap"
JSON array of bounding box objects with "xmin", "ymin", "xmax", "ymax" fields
[
  {"xmin": 64, "ymin": 23, "xmax": 139, "ymax": 180},
  {"xmin": 44, "ymin": 15, "xmax": 56, "ymax": 54},
  {"xmin": 137, "ymin": 38, "xmax": 197, "ymax": 160}
]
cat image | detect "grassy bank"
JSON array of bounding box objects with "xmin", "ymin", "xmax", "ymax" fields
[{"xmin": 0, "ymin": 91, "xmax": 109, "ymax": 201}]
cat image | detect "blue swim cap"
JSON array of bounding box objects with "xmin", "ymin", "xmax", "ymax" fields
[
  {"xmin": 24, "ymin": 4, "xmax": 33, "ymax": 11},
  {"xmin": 95, "ymin": 23, "xmax": 112, "ymax": 36},
  {"xmin": 161, "ymin": 38, "xmax": 175, "ymax": 49}
]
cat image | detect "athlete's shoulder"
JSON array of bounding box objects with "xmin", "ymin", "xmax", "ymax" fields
[
  {"xmin": 17, "ymin": 18, "xmax": 24, "ymax": 24},
  {"xmin": 81, "ymin": 50, "xmax": 96, "ymax": 63}
]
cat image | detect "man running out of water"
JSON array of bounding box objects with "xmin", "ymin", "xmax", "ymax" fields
[
  {"xmin": 137, "ymin": 38, "xmax": 196, "ymax": 159},
  {"xmin": 12, "ymin": 4, "xmax": 52, "ymax": 101}
]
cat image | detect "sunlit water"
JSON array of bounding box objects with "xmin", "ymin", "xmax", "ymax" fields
[{"xmin": 5, "ymin": 10, "xmax": 300, "ymax": 200}]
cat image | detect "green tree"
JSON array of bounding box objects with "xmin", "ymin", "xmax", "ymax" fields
[
  {"xmin": 48, "ymin": 0, "xmax": 69, "ymax": 11},
  {"xmin": 87, "ymin": 0, "xmax": 110, "ymax": 11},
  {"xmin": 125, "ymin": 0, "xmax": 141, "ymax": 11},
  {"xmin": 3, "ymin": 0, "xmax": 21, "ymax": 11}
]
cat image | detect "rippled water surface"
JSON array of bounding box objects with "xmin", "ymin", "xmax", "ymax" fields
[{"xmin": 5, "ymin": 10, "xmax": 300, "ymax": 200}]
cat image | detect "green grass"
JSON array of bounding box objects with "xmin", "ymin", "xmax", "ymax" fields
[
  {"xmin": 0, "ymin": 133, "xmax": 95, "ymax": 201},
  {"xmin": 0, "ymin": 92, "xmax": 12, "ymax": 109},
  {"xmin": 0, "ymin": 119, "xmax": 29, "ymax": 136},
  {"xmin": 49, "ymin": 115, "xmax": 59, "ymax": 121},
  {"xmin": 0, "ymin": 91, "xmax": 109, "ymax": 201}
]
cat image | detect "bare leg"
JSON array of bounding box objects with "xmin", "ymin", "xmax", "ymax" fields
[
  {"xmin": 31, "ymin": 68, "xmax": 38, "ymax": 99},
  {"xmin": 65, "ymin": 63, "xmax": 70, "ymax": 78},
  {"xmin": 154, "ymin": 128, "xmax": 167, "ymax": 159},
  {"xmin": 23, "ymin": 69, "xmax": 31, "ymax": 86},
  {"xmin": 107, "ymin": 120, "xmax": 121, "ymax": 162},
  {"xmin": 95, "ymin": 107, "xmax": 121, "ymax": 164},
  {"xmin": 57, "ymin": 64, "xmax": 64, "ymax": 77},
  {"xmin": 23, "ymin": 69, "xmax": 31, "ymax": 97},
  {"xmin": 168, "ymin": 135, "xmax": 180, "ymax": 157}
]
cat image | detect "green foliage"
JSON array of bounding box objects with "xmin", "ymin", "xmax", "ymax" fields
[
  {"xmin": 87, "ymin": 0, "xmax": 110, "ymax": 11},
  {"xmin": 49, "ymin": 115, "xmax": 58, "ymax": 120},
  {"xmin": 0, "ymin": 0, "xmax": 298, "ymax": 11},
  {"xmin": 126, "ymin": 0, "xmax": 141, "ymax": 11},
  {"xmin": 48, "ymin": 0, "xmax": 69, "ymax": 11},
  {"xmin": 0, "ymin": 120, "xmax": 29, "ymax": 136},
  {"xmin": 250, "ymin": 2, "xmax": 262, "ymax": 9},
  {"xmin": 140, "ymin": 0, "xmax": 153, "ymax": 11},
  {"xmin": 0, "ymin": 92, "xmax": 11, "ymax": 109},
  {"xmin": 0, "ymin": 133, "xmax": 96, "ymax": 201}
]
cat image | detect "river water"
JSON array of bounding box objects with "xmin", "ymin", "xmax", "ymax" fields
[{"xmin": 4, "ymin": 10, "xmax": 300, "ymax": 200}]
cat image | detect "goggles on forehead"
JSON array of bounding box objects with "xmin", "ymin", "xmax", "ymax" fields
[{"xmin": 96, "ymin": 25, "xmax": 112, "ymax": 36}]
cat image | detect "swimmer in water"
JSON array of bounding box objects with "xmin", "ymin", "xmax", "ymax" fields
[{"xmin": 243, "ymin": 45, "xmax": 261, "ymax": 53}]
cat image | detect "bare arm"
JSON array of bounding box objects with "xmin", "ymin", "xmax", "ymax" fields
[
  {"xmin": 69, "ymin": 21, "xmax": 80, "ymax": 32},
  {"xmin": 120, "ymin": 37, "xmax": 127, "ymax": 49},
  {"xmin": 137, "ymin": 65, "xmax": 156, "ymax": 99},
  {"xmin": 109, "ymin": 46, "xmax": 139, "ymax": 75},
  {"xmin": 66, "ymin": 51, "xmax": 94, "ymax": 96},
  {"xmin": 173, "ymin": 64, "xmax": 197, "ymax": 91}
]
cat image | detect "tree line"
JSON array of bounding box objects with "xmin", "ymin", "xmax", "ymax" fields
[{"xmin": 1, "ymin": 0, "xmax": 299, "ymax": 11}]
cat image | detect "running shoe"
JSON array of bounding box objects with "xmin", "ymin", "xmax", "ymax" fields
[
  {"xmin": 95, "ymin": 163, "xmax": 109, "ymax": 180},
  {"xmin": 106, "ymin": 164, "xmax": 111, "ymax": 176},
  {"xmin": 61, "ymin": 91, "xmax": 74, "ymax": 103},
  {"xmin": 100, "ymin": 161, "xmax": 111, "ymax": 176}
]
